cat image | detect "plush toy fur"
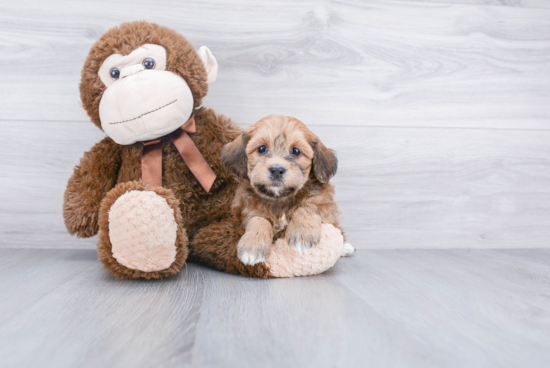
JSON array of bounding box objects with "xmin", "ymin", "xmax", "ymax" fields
[
  {"xmin": 266, "ymin": 224, "xmax": 343, "ymax": 278},
  {"xmin": 64, "ymin": 21, "xmax": 346, "ymax": 279}
]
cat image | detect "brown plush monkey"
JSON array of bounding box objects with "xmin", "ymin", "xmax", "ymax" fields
[{"xmin": 64, "ymin": 21, "xmax": 269, "ymax": 279}]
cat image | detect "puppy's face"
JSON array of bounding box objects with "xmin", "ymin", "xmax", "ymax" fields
[
  {"xmin": 246, "ymin": 117, "xmax": 314, "ymax": 198},
  {"xmin": 222, "ymin": 115, "xmax": 337, "ymax": 199}
]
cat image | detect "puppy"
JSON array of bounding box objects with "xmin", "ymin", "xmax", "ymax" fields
[{"xmin": 221, "ymin": 115, "xmax": 354, "ymax": 266}]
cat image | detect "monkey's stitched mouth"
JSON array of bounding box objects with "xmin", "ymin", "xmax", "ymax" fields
[{"xmin": 108, "ymin": 99, "xmax": 178, "ymax": 125}]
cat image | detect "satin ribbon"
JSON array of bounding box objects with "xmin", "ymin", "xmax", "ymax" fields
[{"xmin": 141, "ymin": 115, "xmax": 217, "ymax": 193}]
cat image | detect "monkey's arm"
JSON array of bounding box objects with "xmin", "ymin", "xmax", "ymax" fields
[{"xmin": 63, "ymin": 137, "xmax": 122, "ymax": 238}]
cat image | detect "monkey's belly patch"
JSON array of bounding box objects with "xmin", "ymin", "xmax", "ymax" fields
[{"xmin": 265, "ymin": 224, "xmax": 343, "ymax": 278}]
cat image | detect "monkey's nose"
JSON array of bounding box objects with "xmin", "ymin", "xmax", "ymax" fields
[
  {"xmin": 120, "ymin": 64, "xmax": 145, "ymax": 78},
  {"xmin": 269, "ymin": 165, "xmax": 286, "ymax": 179}
]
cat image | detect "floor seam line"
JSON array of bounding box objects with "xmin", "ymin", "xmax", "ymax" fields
[{"xmin": 0, "ymin": 260, "xmax": 99, "ymax": 328}]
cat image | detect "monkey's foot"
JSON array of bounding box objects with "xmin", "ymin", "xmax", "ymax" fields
[
  {"xmin": 98, "ymin": 182, "xmax": 188, "ymax": 279},
  {"xmin": 109, "ymin": 190, "xmax": 178, "ymax": 271}
]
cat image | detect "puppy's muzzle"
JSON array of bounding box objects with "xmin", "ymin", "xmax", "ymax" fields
[{"xmin": 269, "ymin": 165, "xmax": 286, "ymax": 180}]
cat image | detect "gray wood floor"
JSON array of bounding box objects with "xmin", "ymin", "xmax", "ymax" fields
[{"xmin": 1, "ymin": 248, "xmax": 549, "ymax": 368}]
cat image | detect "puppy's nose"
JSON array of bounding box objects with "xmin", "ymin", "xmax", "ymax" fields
[{"xmin": 269, "ymin": 165, "xmax": 286, "ymax": 179}]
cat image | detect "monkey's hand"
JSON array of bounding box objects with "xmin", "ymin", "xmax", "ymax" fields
[
  {"xmin": 63, "ymin": 137, "xmax": 122, "ymax": 238},
  {"xmin": 286, "ymin": 206, "xmax": 322, "ymax": 254},
  {"xmin": 237, "ymin": 217, "xmax": 273, "ymax": 266}
]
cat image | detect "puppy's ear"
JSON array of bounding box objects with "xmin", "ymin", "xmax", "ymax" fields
[
  {"xmin": 312, "ymin": 138, "xmax": 338, "ymax": 183},
  {"xmin": 221, "ymin": 133, "xmax": 248, "ymax": 178}
]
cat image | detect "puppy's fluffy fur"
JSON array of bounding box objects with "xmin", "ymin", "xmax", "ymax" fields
[{"xmin": 221, "ymin": 115, "xmax": 344, "ymax": 265}]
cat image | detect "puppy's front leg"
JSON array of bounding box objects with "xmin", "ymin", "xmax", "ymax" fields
[
  {"xmin": 238, "ymin": 216, "xmax": 273, "ymax": 266},
  {"xmin": 286, "ymin": 206, "xmax": 322, "ymax": 254}
]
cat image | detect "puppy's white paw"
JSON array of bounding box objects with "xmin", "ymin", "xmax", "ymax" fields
[
  {"xmin": 238, "ymin": 250, "xmax": 266, "ymax": 266},
  {"xmin": 285, "ymin": 216, "xmax": 321, "ymax": 255},
  {"xmin": 288, "ymin": 236, "xmax": 318, "ymax": 255},
  {"xmin": 237, "ymin": 230, "xmax": 270, "ymax": 266},
  {"xmin": 341, "ymin": 242, "xmax": 355, "ymax": 257},
  {"xmin": 293, "ymin": 240, "xmax": 305, "ymax": 255}
]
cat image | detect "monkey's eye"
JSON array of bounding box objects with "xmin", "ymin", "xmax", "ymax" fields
[
  {"xmin": 110, "ymin": 68, "xmax": 120, "ymax": 79},
  {"xmin": 143, "ymin": 58, "xmax": 155, "ymax": 69},
  {"xmin": 291, "ymin": 147, "xmax": 301, "ymax": 157},
  {"xmin": 257, "ymin": 145, "xmax": 268, "ymax": 154}
]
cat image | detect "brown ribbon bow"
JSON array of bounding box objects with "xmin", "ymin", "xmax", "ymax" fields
[{"xmin": 142, "ymin": 115, "xmax": 216, "ymax": 193}]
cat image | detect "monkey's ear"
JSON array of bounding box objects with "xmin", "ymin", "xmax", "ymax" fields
[
  {"xmin": 221, "ymin": 133, "xmax": 248, "ymax": 178},
  {"xmin": 197, "ymin": 46, "xmax": 218, "ymax": 83},
  {"xmin": 312, "ymin": 138, "xmax": 338, "ymax": 183}
]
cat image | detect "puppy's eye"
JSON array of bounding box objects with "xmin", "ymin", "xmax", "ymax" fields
[
  {"xmin": 143, "ymin": 58, "xmax": 155, "ymax": 69},
  {"xmin": 257, "ymin": 145, "xmax": 268, "ymax": 154},
  {"xmin": 110, "ymin": 68, "xmax": 120, "ymax": 79},
  {"xmin": 291, "ymin": 147, "xmax": 301, "ymax": 157}
]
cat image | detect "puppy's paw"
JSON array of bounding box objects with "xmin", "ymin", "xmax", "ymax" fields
[
  {"xmin": 286, "ymin": 221, "xmax": 321, "ymax": 255},
  {"xmin": 238, "ymin": 250, "xmax": 266, "ymax": 266},
  {"xmin": 341, "ymin": 242, "xmax": 355, "ymax": 257},
  {"xmin": 237, "ymin": 231, "xmax": 271, "ymax": 266}
]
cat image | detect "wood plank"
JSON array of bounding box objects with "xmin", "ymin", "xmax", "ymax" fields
[
  {"xmin": 189, "ymin": 262, "xmax": 450, "ymax": 368},
  {"xmin": 400, "ymin": 0, "xmax": 550, "ymax": 8},
  {"xmin": 2, "ymin": 120, "xmax": 550, "ymax": 249},
  {"xmin": 332, "ymin": 249, "xmax": 550, "ymax": 368},
  {"xmin": 325, "ymin": 125, "xmax": 550, "ymax": 248},
  {"xmin": 0, "ymin": 121, "xmax": 105, "ymax": 248},
  {"xmin": 0, "ymin": 249, "xmax": 548, "ymax": 367},
  {"xmin": 0, "ymin": 0, "xmax": 549, "ymax": 129},
  {"xmin": 0, "ymin": 248, "xmax": 98, "ymax": 324},
  {"xmin": 0, "ymin": 259, "xmax": 207, "ymax": 368}
]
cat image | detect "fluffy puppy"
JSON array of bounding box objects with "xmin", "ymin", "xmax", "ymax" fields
[{"xmin": 221, "ymin": 115, "xmax": 347, "ymax": 266}]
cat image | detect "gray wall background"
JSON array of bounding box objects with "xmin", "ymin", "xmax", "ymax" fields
[{"xmin": 1, "ymin": 0, "xmax": 550, "ymax": 249}]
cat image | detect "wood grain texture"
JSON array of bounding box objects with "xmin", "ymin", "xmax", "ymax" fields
[
  {"xmin": 0, "ymin": 250, "xmax": 206, "ymax": 368},
  {"xmin": 1, "ymin": 0, "xmax": 549, "ymax": 129},
  {"xmin": 190, "ymin": 261, "xmax": 449, "ymax": 368},
  {"xmin": 3, "ymin": 120, "xmax": 550, "ymax": 249},
  {"xmin": 0, "ymin": 248, "xmax": 97, "ymax": 324},
  {"xmin": 0, "ymin": 121, "xmax": 105, "ymax": 248},
  {"xmin": 0, "ymin": 249, "xmax": 549, "ymax": 368},
  {"xmin": 332, "ymin": 249, "xmax": 550, "ymax": 368},
  {"xmin": 1, "ymin": 0, "xmax": 549, "ymax": 249},
  {"xmin": 403, "ymin": 0, "xmax": 550, "ymax": 8},
  {"xmin": 329, "ymin": 125, "xmax": 550, "ymax": 249}
]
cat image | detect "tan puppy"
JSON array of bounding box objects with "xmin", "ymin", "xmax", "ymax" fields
[{"xmin": 221, "ymin": 115, "xmax": 353, "ymax": 266}]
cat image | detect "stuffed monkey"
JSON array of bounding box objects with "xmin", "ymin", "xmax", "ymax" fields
[
  {"xmin": 64, "ymin": 21, "xmax": 272, "ymax": 279},
  {"xmin": 65, "ymin": 21, "xmax": 347, "ymax": 280}
]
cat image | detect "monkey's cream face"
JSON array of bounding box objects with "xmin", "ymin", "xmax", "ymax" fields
[
  {"xmin": 245, "ymin": 118, "xmax": 315, "ymax": 199},
  {"xmin": 97, "ymin": 44, "xmax": 217, "ymax": 145}
]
